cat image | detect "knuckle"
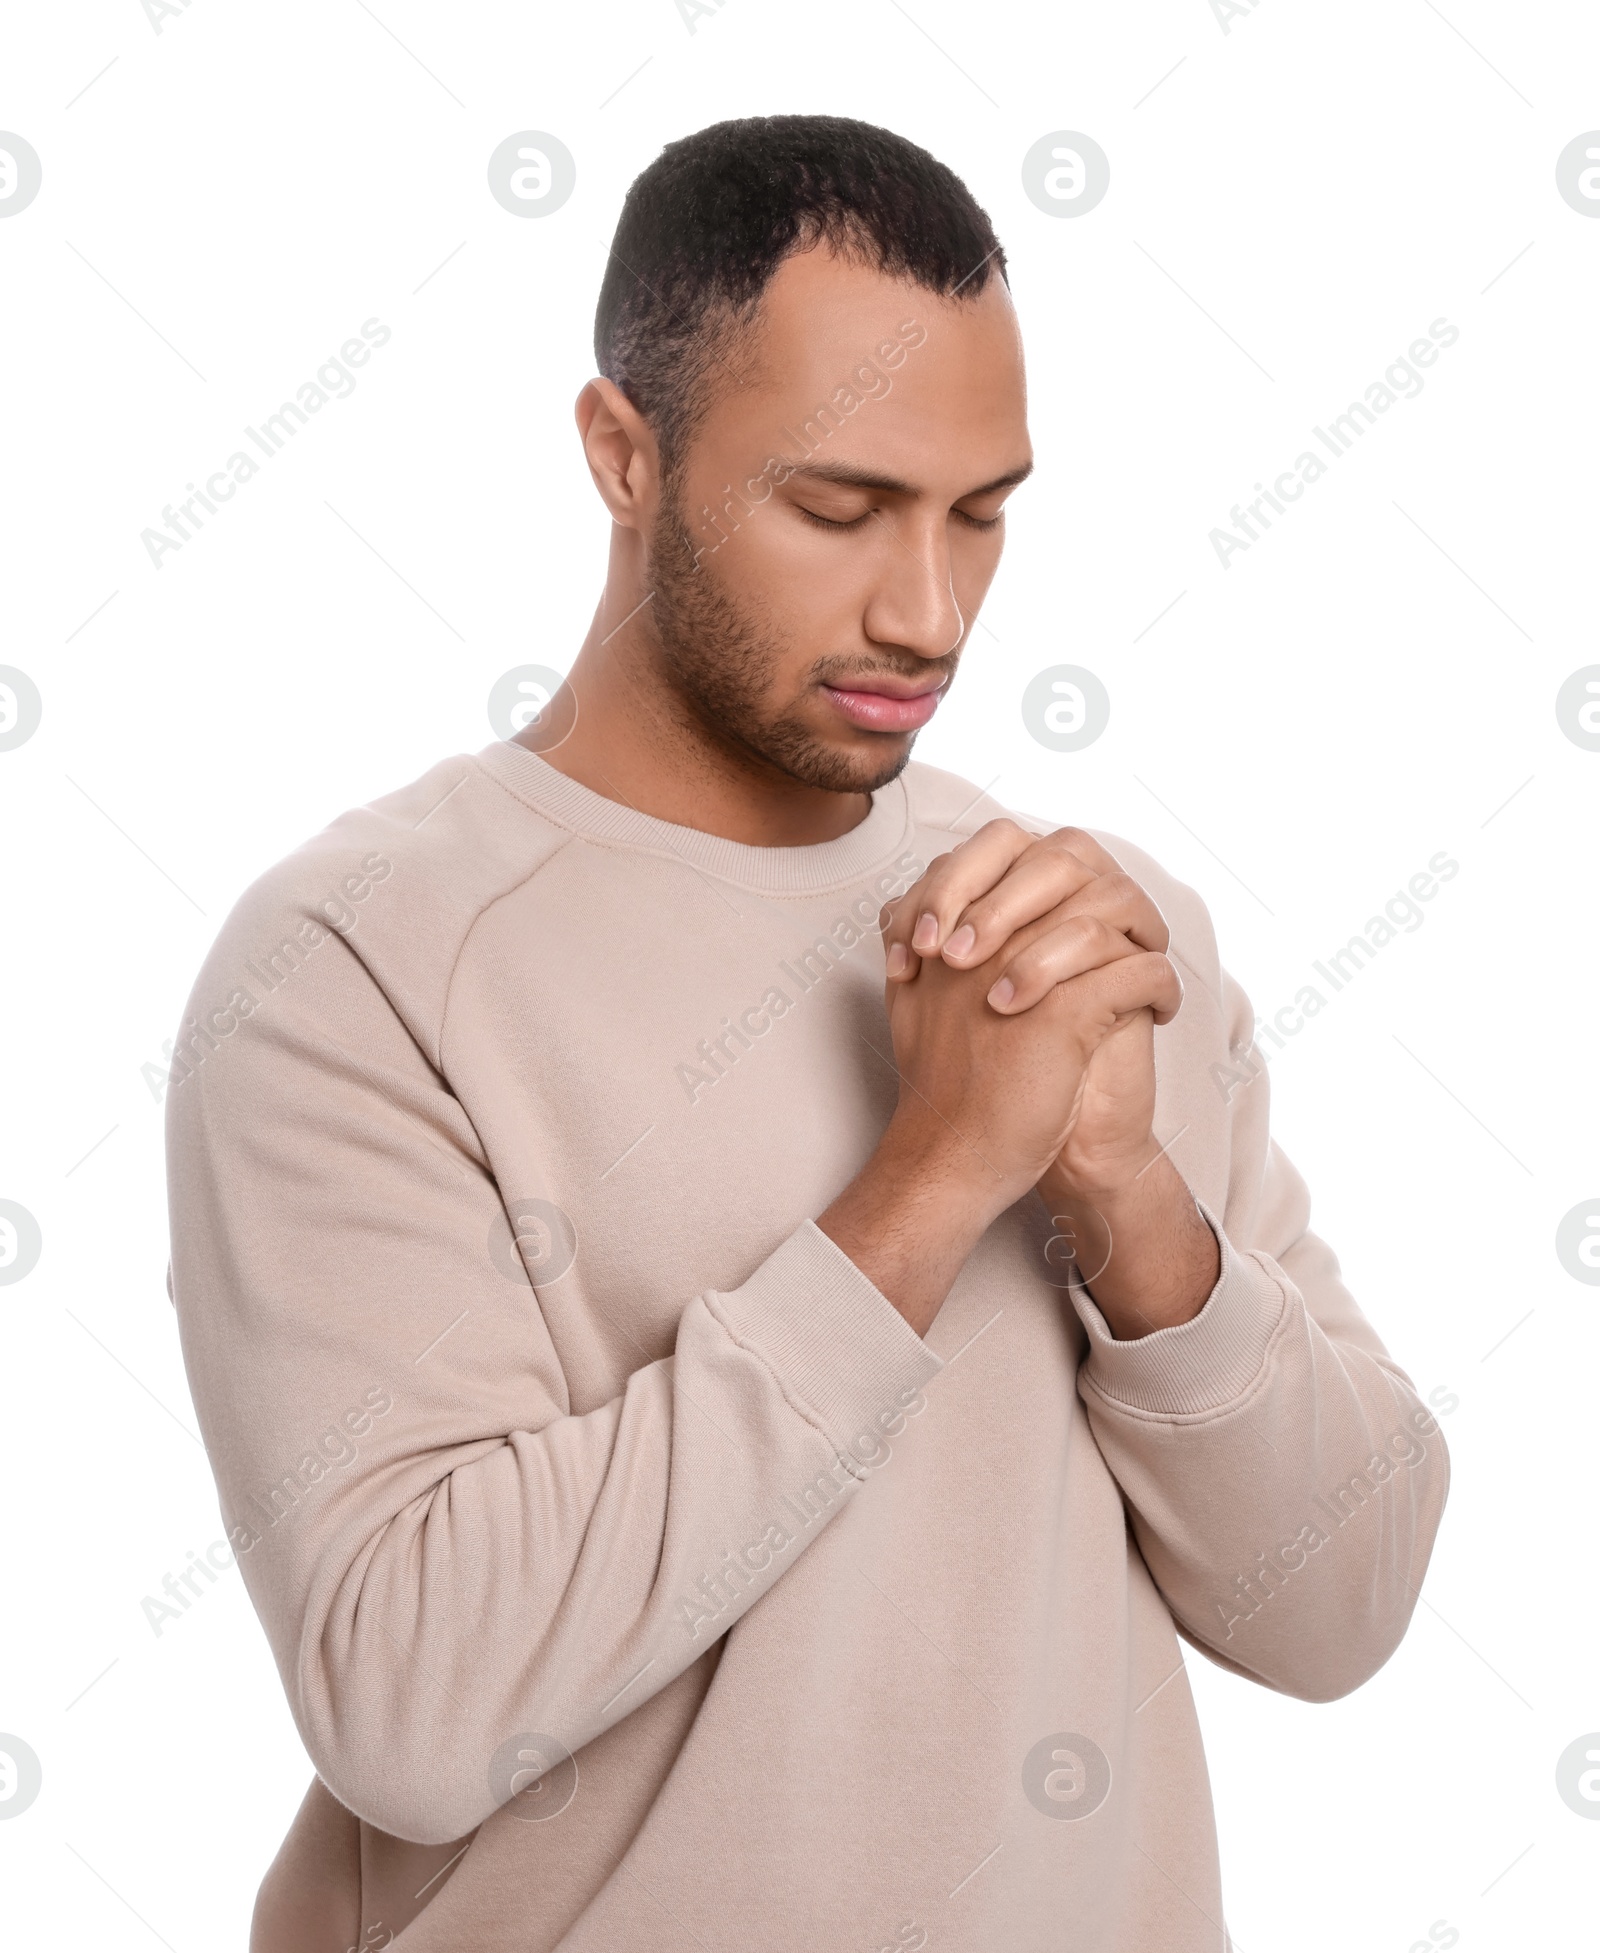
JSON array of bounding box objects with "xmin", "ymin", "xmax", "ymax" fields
[
  {"xmin": 1004, "ymin": 957, "xmax": 1047, "ymax": 1001},
  {"xmin": 973, "ymin": 817, "xmax": 1025, "ymax": 848},
  {"xmin": 961, "ymin": 893, "xmax": 1007, "ymax": 936},
  {"xmin": 1041, "ymin": 832, "xmax": 1099, "ymax": 882}
]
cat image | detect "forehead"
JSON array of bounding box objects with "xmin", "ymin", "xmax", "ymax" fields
[{"xmin": 700, "ymin": 244, "xmax": 1028, "ymax": 481}]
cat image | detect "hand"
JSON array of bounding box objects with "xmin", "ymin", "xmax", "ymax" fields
[
  {"xmin": 817, "ymin": 832, "xmax": 1179, "ymax": 1336},
  {"xmin": 880, "ymin": 820, "xmax": 1219, "ymax": 1336},
  {"xmin": 882, "ymin": 820, "xmax": 1177, "ymax": 1201},
  {"xmin": 877, "ymin": 821, "xmax": 1180, "ymax": 1211}
]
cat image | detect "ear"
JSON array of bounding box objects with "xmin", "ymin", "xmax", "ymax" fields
[{"xmin": 576, "ymin": 377, "xmax": 662, "ymax": 531}]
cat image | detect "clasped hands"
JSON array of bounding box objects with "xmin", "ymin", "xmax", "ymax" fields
[{"xmin": 878, "ymin": 820, "xmax": 1219, "ymax": 1337}]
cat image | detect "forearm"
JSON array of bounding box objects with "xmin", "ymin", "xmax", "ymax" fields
[
  {"xmin": 169, "ymin": 964, "xmax": 948, "ymax": 1845},
  {"xmin": 241, "ymin": 1245, "xmax": 940, "ymax": 1845},
  {"xmin": 817, "ymin": 1120, "xmax": 1003, "ymax": 1338},
  {"xmin": 1072, "ymin": 1229, "xmax": 1450, "ymax": 1700},
  {"xmin": 1037, "ymin": 1149, "xmax": 1220, "ymax": 1338}
]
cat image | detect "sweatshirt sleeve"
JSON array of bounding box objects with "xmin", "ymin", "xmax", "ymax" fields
[
  {"xmin": 1066, "ymin": 962, "xmax": 1449, "ymax": 1703},
  {"xmin": 165, "ymin": 915, "xmax": 941, "ymax": 1847}
]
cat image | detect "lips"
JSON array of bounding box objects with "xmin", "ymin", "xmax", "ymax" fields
[{"xmin": 820, "ymin": 675, "xmax": 948, "ymax": 733}]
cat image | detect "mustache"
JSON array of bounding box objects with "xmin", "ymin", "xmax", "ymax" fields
[{"xmin": 815, "ymin": 663, "xmax": 956, "ymax": 693}]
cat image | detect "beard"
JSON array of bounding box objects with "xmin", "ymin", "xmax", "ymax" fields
[{"xmin": 641, "ymin": 477, "xmax": 918, "ymax": 798}]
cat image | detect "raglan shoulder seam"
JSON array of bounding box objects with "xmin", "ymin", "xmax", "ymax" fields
[{"xmin": 433, "ymin": 759, "xmax": 587, "ymax": 1071}]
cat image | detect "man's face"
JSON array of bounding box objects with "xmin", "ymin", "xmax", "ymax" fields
[{"xmin": 644, "ymin": 245, "xmax": 1032, "ymax": 797}]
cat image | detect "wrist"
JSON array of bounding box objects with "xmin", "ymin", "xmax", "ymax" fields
[
  {"xmin": 817, "ymin": 1117, "xmax": 1003, "ymax": 1337},
  {"xmin": 1040, "ymin": 1132, "xmax": 1161, "ymax": 1210},
  {"xmin": 877, "ymin": 1106, "xmax": 1013, "ymax": 1230}
]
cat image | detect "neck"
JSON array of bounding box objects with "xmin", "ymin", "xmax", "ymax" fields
[{"xmin": 523, "ymin": 528, "xmax": 873, "ymax": 848}]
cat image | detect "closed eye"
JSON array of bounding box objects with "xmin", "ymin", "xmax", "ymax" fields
[
  {"xmin": 799, "ymin": 505, "xmax": 1004, "ymax": 534},
  {"xmin": 797, "ymin": 506, "xmax": 875, "ymax": 532}
]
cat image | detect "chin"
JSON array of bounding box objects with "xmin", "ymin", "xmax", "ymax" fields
[
  {"xmin": 847, "ymin": 742, "xmax": 918, "ymax": 796},
  {"xmin": 766, "ymin": 726, "xmax": 917, "ymax": 798}
]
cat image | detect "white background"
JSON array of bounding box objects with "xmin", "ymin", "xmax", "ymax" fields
[{"xmin": 2, "ymin": 1, "xmax": 1598, "ymax": 1947}]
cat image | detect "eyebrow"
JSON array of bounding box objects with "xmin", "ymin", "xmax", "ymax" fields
[{"xmin": 781, "ymin": 459, "xmax": 1035, "ymax": 499}]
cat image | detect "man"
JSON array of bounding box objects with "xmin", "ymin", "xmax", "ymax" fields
[{"xmin": 165, "ymin": 115, "xmax": 1448, "ymax": 1952}]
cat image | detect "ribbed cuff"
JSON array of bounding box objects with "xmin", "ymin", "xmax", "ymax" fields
[
  {"xmin": 708, "ymin": 1220, "xmax": 944, "ymax": 1473},
  {"xmin": 1072, "ymin": 1199, "xmax": 1287, "ymax": 1416}
]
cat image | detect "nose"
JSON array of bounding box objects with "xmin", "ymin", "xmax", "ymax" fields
[{"xmin": 859, "ymin": 512, "xmax": 966, "ymax": 662}]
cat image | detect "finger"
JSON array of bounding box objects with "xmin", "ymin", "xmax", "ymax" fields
[
  {"xmin": 1063, "ymin": 949, "xmax": 1184, "ymax": 1030},
  {"xmin": 880, "ymin": 819, "xmax": 1036, "ymax": 979},
  {"xmin": 934, "ymin": 834, "xmax": 1105, "ymax": 969},
  {"xmin": 1038, "ymin": 872, "xmax": 1169, "ymax": 955},
  {"xmin": 1015, "ymin": 828, "xmax": 1125, "ymax": 882},
  {"xmin": 996, "ymin": 945, "xmax": 1183, "ymax": 1028},
  {"xmin": 985, "ymin": 914, "xmax": 1144, "ymax": 1013},
  {"xmin": 948, "ymin": 865, "xmax": 1168, "ymax": 973},
  {"xmin": 1031, "ymin": 825, "xmax": 1123, "ymax": 880},
  {"xmin": 879, "ymin": 885, "xmax": 930, "ymax": 980}
]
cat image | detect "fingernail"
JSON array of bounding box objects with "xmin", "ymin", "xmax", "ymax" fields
[
  {"xmin": 987, "ymin": 977, "xmax": 1014, "ymax": 1010},
  {"xmin": 886, "ymin": 942, "xmax": 909, "ymax": 977},
  {"xmin": 912, "ymin": 912, "xmax": 939, "ymax": 952},
  {"xmin": 945, "ymin": 924, "xmax": 976, "ymax": 960}
]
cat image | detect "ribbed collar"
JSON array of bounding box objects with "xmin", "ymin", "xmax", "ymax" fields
[{"xmin": 474, "ymin": 739, "xmax": 915, "ymax": 897}]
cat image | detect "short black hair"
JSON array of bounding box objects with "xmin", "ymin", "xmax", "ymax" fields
[{"xmin": 594, "ymin": 115, "xmax": 1006, "ymax": 469}]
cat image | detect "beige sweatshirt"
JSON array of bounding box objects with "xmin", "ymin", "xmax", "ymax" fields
[{"xmin": 164, "ymin": 740, "xmax": 1448, "ymax": 1953}]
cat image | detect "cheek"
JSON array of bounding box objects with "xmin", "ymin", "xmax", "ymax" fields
[{"xmin": 725, "ymin": 504, "xmax": 869, "ymax": 614}]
